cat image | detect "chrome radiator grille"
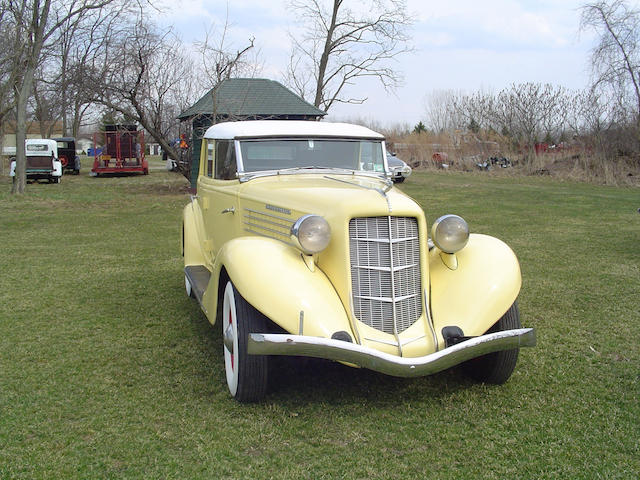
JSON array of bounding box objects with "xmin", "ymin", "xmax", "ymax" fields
[{"xmin": 349, "ymin": 216, "xmax": 422, "ymax": 334}]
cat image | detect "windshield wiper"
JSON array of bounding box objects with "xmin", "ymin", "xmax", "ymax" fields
[
  {"xmin": 324, "ymin": 175, "xmax": 394, "ymax": 197},
  {"xmin": 277, "ymin": 165, "xmax": 343, "ymax": 173}
]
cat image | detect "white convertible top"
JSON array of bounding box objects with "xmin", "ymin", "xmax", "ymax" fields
[
  {"xmin": 25, "ymin": 138, "xmax": 58, "ymax": 156},
  {"xmin": 203, "ymin": 120, "xmax": 385, "ymax": 140}
]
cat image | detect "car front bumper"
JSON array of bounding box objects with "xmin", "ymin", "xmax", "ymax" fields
[
  {"xmin": 390, "ymin": 168, "xmax": 410, "ymax": 178},
  {"xmin": 248, "ymin": 328, "xmax": 536, "ymax": 377}
]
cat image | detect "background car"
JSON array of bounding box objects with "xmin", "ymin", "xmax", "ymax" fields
[
  {"xmin": 10, "ymin": 139, "xmax": 62, "ymax": 183},
  {"xmin": 53, "ymin": 137, "xmax": 81, "ymax": 174},
  {"xmin": 387, "ymin": 151, "xmax": 411, "ymax": 182}
]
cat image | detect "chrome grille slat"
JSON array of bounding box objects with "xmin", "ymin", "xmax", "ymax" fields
[
  {"xmin": 354, "ymin": 293, "xmax": 419, "ymax": 301},
  {"xmin": 349, "ymin": 216, "xmax": 422, "ymax": 335},
  {"xmin": 350, "ymin": 236, "xmax": 418, "ymax": 243},
  {"xmin": 354, "ymin": 263, "xmax": 418, "ymax": 273}
]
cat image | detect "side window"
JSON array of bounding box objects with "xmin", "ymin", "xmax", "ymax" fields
[
  {"xmin": 215, "ymin": 140, "xmax": 237, "ymax": 180},
  {"xmin": 206, "ymin": 140, "xmax": 214, "ymax": 177}
]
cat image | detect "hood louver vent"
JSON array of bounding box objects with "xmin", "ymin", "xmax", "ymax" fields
[{"xmin": 244, "ymin": 208, "xmax": 295, "ymax": 243}]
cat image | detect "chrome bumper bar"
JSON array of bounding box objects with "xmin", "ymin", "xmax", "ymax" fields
[{"xmin": 248, "ymin": 328, "xmax": 536, "ymax": 378}]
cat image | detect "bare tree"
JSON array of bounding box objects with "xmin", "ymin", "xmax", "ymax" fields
[
  {"xmin": 32, "ymin": 71, "xmax": 62, "ymax": 137},
  {"xmin": 581, "ymin": 0, "xmax": 640, "ymax": 156},
  {"xmin": 581, "ymin": 1, "xmax": 640, "ymax": 116},
  {"xmin": 502, "ymin": 83, "xmax": 569, "ymax": 150},
  {"xmin": 285, "ymin": 0, "xmax": 414, "ymax": 111},
  {"xmin": 423, "ymin": 89, "xmax": 466, "ymax": 133},
  {"xmin": 451, "ymin": 83, "xmax": 570, "ymax": 160},
  {"xmin": 90, "ymin": 17, "xmax": 200, "ymax": 161},
  {"xmin": 50, "ymin": 6, "xmax": 118, "ymax": 137},
  {"xmin": 0, "ymin": 3, "xmax": 15, "ymax": 125},
  {"xmin": 195, "ymin": 15, "xmax": 260, "ymax": 125},
  {"xmin": 6, "ymin": 0, "xmax": 119, "ymax": 195},
  {"xmin": 66, "ymin": 8, "xmax": 127, "ymax": 138},
  {"xmin": 196, "ymin": 17, "xmax": 259, "ymax": 87}
]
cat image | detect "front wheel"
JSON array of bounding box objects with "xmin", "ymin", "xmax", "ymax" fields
[
  {"xmin": 462, "ymin": 302, "xmax": 521, "ymax": 384},
  {"xmin": 222, "ymin": 281, "xmax": 269, "ymax": 402}
]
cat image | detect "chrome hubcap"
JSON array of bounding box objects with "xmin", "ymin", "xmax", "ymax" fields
[{"xmin": 224, "ymin": 325, "xmax": 234, "ymax": 355}]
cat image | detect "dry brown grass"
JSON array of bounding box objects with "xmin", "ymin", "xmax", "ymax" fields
[{"xmin": 384, "ymin": 131, "xmax": 640, "ymax": 186}]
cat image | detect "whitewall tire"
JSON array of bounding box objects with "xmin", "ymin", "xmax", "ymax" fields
[{"xmin": 222, "ymin": 281, "xmax": 268, "ymax": 402}]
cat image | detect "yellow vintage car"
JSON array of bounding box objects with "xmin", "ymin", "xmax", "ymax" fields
[{"xmin": 182, "ymin": 120, "xmax": 536, "ymax": 402}]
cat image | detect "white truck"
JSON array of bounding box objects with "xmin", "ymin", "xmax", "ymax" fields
[{"xmin": 10, "ymin": 139, "xmax": 63, "ymax": 183}]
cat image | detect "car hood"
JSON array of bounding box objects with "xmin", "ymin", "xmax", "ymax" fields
[{"xmin": 237, "ymin": 173, "xmax": 424, "ymax": 220}]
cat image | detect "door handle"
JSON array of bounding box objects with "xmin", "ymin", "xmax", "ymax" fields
[{"xmin": 221, "ymin": 207, "xmax": 235, "ymax": 214}]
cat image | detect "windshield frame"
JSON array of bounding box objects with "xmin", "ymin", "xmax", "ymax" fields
[{"xmin": 234, "ymin": 137, "xmax": 389, "ymax": 182}]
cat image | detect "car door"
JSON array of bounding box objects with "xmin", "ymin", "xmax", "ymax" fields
[{"xmin": 197, "ymin": 139, "xmax": 241, "ymax": 260}]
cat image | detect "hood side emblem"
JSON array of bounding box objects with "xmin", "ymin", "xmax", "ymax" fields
[{"xmin": 266, "ymin": 204, "xmax": 291, "ymax": 215}]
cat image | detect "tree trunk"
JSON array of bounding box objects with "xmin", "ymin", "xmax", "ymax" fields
[
  {"xmin": 10, "ymin": 0, "xmax": 52, "ymax": 195},
  {"xmin": 314, "ymin": 0, "xmax": 340, "ymax": 108},
  {"xmin": 11, "ymin": 81, "xmax": 32, "ymax": 194}
]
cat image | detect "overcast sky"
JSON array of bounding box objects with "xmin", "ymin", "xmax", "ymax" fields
[{"xmin": 156, "ymin": 0, "xmax": 637, "ymax": 127}]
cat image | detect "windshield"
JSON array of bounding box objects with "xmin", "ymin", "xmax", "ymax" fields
[{"xmin": 239, "ymin": 139, "xmax": 385, "ymax": 173}]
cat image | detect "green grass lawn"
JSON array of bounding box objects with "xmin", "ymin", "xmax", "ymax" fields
[{"xmin": 0, "ymin": 169, "xmax": 638, "ymax": 479}]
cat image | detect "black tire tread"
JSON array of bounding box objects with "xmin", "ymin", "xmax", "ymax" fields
[{"xmin": 463, "ymin": 301, "xmax": 521, "ymax": 384}]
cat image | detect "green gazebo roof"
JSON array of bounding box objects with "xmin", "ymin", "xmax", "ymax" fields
[{"xmin": 178, "ymin": 78, "xmax": 326, "ymax": 120}]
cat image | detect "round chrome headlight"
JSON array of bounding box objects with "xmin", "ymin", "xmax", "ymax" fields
[
  {"xmin": 431, "ymin": 214, "xmax": 469, "ymax": 253},
  {"xmin": 291, "ymin": 214, "xmax": 331, "ymax": 254}
]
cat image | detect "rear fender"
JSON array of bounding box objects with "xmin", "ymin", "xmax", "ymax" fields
[
  {"xmin": 203, "ymin": 237, "xmax": 353, "ymax": 340},
  {"xmin": 429, "ymin": 234, "xmax": 521, "ymax": 342},
  {"xmin": 53, "ymin": 160, "xmax": 62, "ymax": 177}
]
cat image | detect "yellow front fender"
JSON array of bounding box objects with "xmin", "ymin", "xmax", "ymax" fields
[
  {"xmin": 203, "ymin": 237, "xmax": 354, "ymax": 340},
  {"xmin": 429, "ymin": 234, "xmax": 522, "ymax": 340}
]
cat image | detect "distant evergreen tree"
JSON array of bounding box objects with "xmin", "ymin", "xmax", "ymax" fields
[{"xmin": 413, "ymin": 121, "xmax": 426, "ymax": 134}]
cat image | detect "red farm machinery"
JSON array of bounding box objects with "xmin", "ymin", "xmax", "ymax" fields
[{"xmin": 91, "ymin": 124, "xmax": 148, "ymax": 176}]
